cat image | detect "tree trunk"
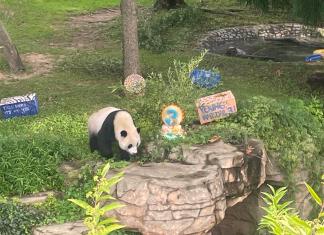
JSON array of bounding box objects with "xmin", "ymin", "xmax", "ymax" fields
[
  {"xmin": 0, "ymin": 22, "xmax": 24, "ymax": 73},
  {"xmin": 120, "ymin": 0, "xmax": 140, "ymax": 83},
  {"xmin": 154, "ymin": 0, "xmax": 186, "ymax": 10}
]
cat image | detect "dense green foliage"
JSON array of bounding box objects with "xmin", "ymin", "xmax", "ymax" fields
[
  {"xmin": 241, "ymin": 0, "xmax": 324, "ymax": 25},
  {"xmin": 139, "ymin": 7, "xmax": 205, "ymax": 52},
  {"xmin": 0, "ymin": 199, "xmax": 47, "ymax": 235},
  {"xmin": 259, "ymin": 183, "xmax": 324, "ymax": 234},
  {"xmin": 234, "ymin": 96, "xmax": 324, "ymax": 180}
]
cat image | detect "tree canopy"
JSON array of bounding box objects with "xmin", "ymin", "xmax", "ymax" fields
[{"xmin": 241, "ymin": 0, "xmax": 323, "ymax": 26}]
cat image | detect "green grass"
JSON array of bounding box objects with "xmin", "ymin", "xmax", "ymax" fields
[{"xmin": 0, "ymin": 0, "xmax": 153, "ymax": 53}]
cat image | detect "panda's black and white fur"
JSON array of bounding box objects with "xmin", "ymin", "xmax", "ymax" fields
[{"xmin": 88, "ymin": 107, "xmax": 141, "ymax": 160}]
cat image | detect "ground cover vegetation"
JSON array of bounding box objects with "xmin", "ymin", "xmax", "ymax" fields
[{"xmin": 0, "ymin": 0, "xmax": 323, "ymax": 234}]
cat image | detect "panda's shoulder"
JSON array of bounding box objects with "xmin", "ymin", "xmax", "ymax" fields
[{"xmin": 88, "ymin": 107, "xmax": 121, "ymax": 132}]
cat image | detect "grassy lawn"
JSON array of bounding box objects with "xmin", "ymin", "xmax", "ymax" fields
[{"xmin": 0, "ymin": 0, "xmax": 323, "ymax": 234}]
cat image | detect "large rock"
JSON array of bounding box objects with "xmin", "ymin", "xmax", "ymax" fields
[
  {"xmin": 171, "ymin": 140, "xmax": 266, "ymax": 200},
  {"xmin": 18, "ymin": 191, "xmax": 58, "ymax": 205},
  {"xmin": 33, "ymin": 221, "xmax": 87, "ymax": 235},
  {"xmin": 107, "ymin": 140, "xmax": 266, "ymax": 235},
  {"xmin": 109, "ymin": 162, "xmax": 225, "ymax": 235}
]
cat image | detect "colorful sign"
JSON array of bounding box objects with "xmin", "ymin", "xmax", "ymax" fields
[
  {"xmin": 0, "ymin": 93, "xmax": 39, "ymax": 119},
  {"xmin": 196, "ymin": 90, "xmax": 237, "ymax": 124},
  {"xmin": 161, "ymin": 104, "xmax": 185, "ymax": 140}
]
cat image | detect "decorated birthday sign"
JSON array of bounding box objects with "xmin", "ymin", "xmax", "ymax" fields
[
  {"xmin": 161, "ymin": 104, "xmax": 185, "ymax": 140},
  {"xmin": 196, "ymin": 90, "xmax": 237, "ymax": 124}
]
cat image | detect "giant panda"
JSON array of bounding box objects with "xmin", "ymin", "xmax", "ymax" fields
[{"xmin": 88, "ymin": 107, "xmax": 141, "ymax": 160}]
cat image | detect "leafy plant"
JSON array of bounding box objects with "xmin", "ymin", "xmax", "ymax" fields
[
  {"xmin": 233, "ymin": 96, "xmax": 324, "ymax": 182},
  {"xmin": 259, "ymin": 178, "xmax": 324, "ymax": 234},
  {"xmin": 240, "ymin": 0, "xmax": 323, "ymax": 25},
  {"xmin": 306, "ymin": 96, "xmax": 324, "ymax": 123},
  {"xmin": 0, "ymin": 198, "xmax": 47, "ymax": 235},
  {"xmin": 122, "ymin": 50, "xmax": 215, "ymax": 144},
  {"xmin": 69, "ymin": 162, "xmax": 125, "ymax": 235},
  {"xmin": 138, "ymin": 7, "xmax": 205, "ymax": 52}
]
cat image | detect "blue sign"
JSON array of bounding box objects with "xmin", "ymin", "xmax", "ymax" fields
[
  {"xmin": 0, "ymin": 93, "xmax": 39, "ymax": 119},
  {"xmin": 190, "ymin": 69, "xmax": 221, "ymax": 89}
]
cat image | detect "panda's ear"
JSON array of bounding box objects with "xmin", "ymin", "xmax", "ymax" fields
[
  {"xmin": 121, "ymin": 130, "xmax": 127, "ymax": 137},
  {"xmin": 137, "ymin": 127, "xmax": 140, "ymax": 133}
]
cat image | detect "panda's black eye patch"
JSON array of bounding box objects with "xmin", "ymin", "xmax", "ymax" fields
[
  {"xmin": 121, "ymin": 130, "xmax": 127, "ymax": 137},
  {"xmin": 128, "ymin": 144, "xmax": 133, "ymax": 149}
]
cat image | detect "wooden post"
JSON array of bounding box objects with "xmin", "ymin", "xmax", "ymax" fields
[
  {"xmin": 0, "ymin": 22, "xmax": 24, "ymax": 73},
  {"xmin": 120, "ymin": 0, "xmax": 140, "ymax": 82}
]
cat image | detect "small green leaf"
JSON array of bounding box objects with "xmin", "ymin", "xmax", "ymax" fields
[
  {"xmin": 98, "ymin": 195, "xmax": 116, "ymax": 202},
  {"xmin": 101, "ymin": 163, "xmax": 110, "ymax": 177},
  {"xmin": 319, "ymin": 212, "xmax": 324, "ymax": 218},
  {"xmin": 315, "ymin": 227, "xmax": 324, "ymax": 235},
  {"xmin": 68, "ymin": 199, "xmax": 92, "ymax": 210},
  {"xmin": 98, "ymin": 218, "xmax": 119, "ymax": 226},
  {"xmin": 304, "ymin": 182, "xmax": 322, "ymax": 206},
  {"xmin": 100, "ymin": 202, "xmax": 125, "ymax": 213},
  {"xmin": 289, "ymin": 216, "xmax": 311, "ymax": 231}
]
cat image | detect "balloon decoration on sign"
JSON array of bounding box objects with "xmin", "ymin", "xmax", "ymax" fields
[{"xmin": 161, "ymin": 104, "xmax": 185, "ymax": 140}]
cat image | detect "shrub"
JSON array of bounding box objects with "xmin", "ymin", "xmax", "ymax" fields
[
  {"xmin": 138, "ymin": 7, "xmax": 205, "ymax": 52},
  {"xmin": 122, "ymin": 50, "xmax": 218, "ymax": 142},
  {"xmin": 259, "ymin": 180, "xmax": 324, "ymax": 234},
  {"xmin": 233, "ymin": 96, "xmax": 324, "ymax": 180},
  {"xmin": 0, "ymin": 199, "xmax": 47, "ymax": 235}
]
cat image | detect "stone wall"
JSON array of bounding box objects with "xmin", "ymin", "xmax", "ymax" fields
[{"xmin": 198, "ymin": 23, "xmax": 324, "ymax": 49}]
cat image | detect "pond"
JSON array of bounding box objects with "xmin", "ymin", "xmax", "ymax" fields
[{"xmin": 208, "ymin": 38, "xmax": 324, "ymax": 62}]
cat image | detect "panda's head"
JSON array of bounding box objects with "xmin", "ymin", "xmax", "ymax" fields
[
  {"xmin": 114, "ymin": 111, "xmax": 141, "ymax": 155},
  {"xmin": 117, "ymin": 128, "xmax": 141, "ymax": 155}
]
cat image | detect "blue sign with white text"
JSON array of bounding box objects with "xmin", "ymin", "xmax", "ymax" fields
[{"xmin": 0, "ymin": 93, "xmax": 39, "ymax": 119}]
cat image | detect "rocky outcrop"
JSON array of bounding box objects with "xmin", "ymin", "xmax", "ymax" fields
[
  {"xmin": 109, "ymin": 162, "xmax": 225, "ymax": 235},
  {"xmin": 33, "ymin": 221, "xmax": 87, "ymax": 235},
  {"xmin": 19, "ymin": 191, "xmax": 58, "ymax": 205},
  {"xmin": 107, "ymin": 140, "xmax": 267, "ymax": 235}
]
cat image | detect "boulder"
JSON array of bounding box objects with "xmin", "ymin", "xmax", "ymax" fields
[
  {"xmin": 109, "ymin": 162, "xmax": 225, "ymax": 235},
  {"xmin": 107, "ymin": 140, "xmax": 267, "ymax": 235},
  {"xmin": 18, "ymin": 191, "xmax": 58, "ymax": 205},
  {"xmin": 33, "ymin": 221, "xmax": 87, "ymax": 235}
]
